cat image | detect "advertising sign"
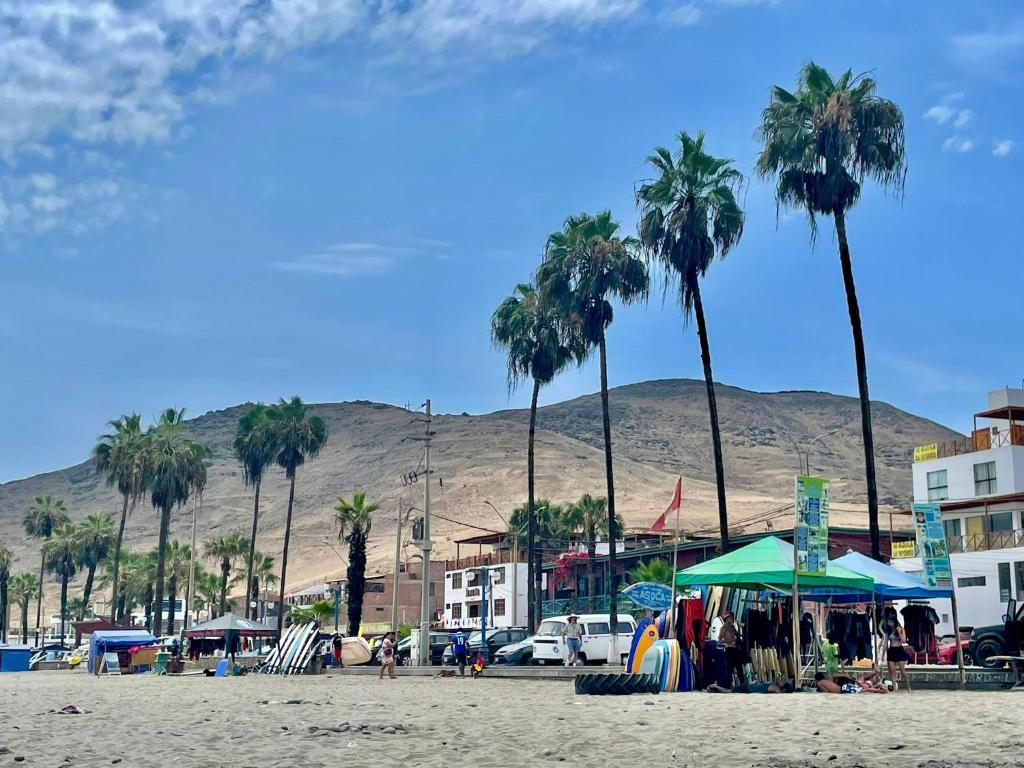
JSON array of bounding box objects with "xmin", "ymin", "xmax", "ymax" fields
[
  {"xmin": 890, "ymin": 540, "xmax": 917, "ymax": 559},
  {"xmin": 912, "ymin": 502, "xmax": 953, "ymax": 588},
  {"xmin": 621, "ymin": 581, "xmax": 673, "ymax": 611},
  {"xmin": 913, "ymin": 443, "xmax": 938, "ymax": 463},
  {"xmin": 795, "ymin": 475, "xmax": 831, "ymax": 576}
]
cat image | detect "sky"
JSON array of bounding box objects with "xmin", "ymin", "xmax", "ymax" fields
[{"xmin": 1, "ymin": 0, "xmax": 1022, "ymax": 483}]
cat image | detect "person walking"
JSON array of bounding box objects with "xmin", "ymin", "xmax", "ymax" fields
[
  {"xmin": 884, "ymin": 619, "xmax": 913, "ymax": 692},
  {"xmin": 719, "ymin": 611, "xmax": 744, "ymax": 687},
  {"xmin": 379, "ymin": 631, "xmax": 397, "ymax": 680},
  {"xmin": 561, "ymin": 614, "xmax": 583, "ymax": 667},
  {"xmin": 450, "ymin": 629, "xmax": 470, "ymax": 677}
]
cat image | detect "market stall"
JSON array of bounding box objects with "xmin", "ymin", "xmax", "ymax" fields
[
  {"xmin": 185, "ymin": 613, "xmax": 276, "ymax": 662},
  {"xmin": 88, "ymin": 629, "xmax": 159, "ymax": 675}
]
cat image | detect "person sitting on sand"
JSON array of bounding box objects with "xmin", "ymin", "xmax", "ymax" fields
[{"xmin": 814, "ymin": 671, "xmax": 888, "ymax": 694}]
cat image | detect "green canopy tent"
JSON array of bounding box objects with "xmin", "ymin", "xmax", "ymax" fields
[{"xmin": 674, "ymin": 536, "xmax": 874, "ymax": 593}]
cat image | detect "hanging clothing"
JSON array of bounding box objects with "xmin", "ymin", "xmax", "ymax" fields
[{"xmin": 901, "ymin": 604, "xmax": 939, "ymax": 661}]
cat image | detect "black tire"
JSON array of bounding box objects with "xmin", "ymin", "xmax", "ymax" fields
[
  {"xmin": 574, "ymin": 673, "xmax": 659, "ymax": 696},
  {"xmin": 974, "ymin": 638, "xmax": 1004, "ymax": 668}
]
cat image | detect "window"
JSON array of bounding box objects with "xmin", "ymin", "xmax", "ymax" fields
[
  {"xmin": 974, "ymin": 461, "xmax": 997, "ymax": 496},
  {"xmin": 375, "ymin": 607, "xmax": 385, "ymax": 612},
  {"xmin": 493, "ymin": 599, "xmax": 506, "ymax": 617},
  {"xmin": 365, "ymin": 581, "xmax": 385, "ymax": 593},
  {"xmin": 468, "ymin": 603, "xmax": 480, "ymax": 619},
  {"xmin": 617, "ymin": 621, "xmax": 634, "ymax": 634},
  {"xmin": 429, "ymin": 583, "xmax": 435, "ymax": 597},
  {"xmin": 958, "ymin": 576, "xmax": 986, "ymax": 587},
  {"xmin": 943, "ymin": 518, "xmax": 962, "ymax": 540},
  {"xmin": 999, "ymin": 563, "xmax": 1012, "ymax": 601},
  {"xmin": 451, "ymin": 572, "xmax": 462, "ymax": 589},
  {"xmin": 988, "ymin": 512, "xmax": 1013, "ymax": 532},
  {"xmin": 491, "ymin": 568, "xmax": 505, "ymax": 585},
  {"xmin": 451, "ymin": 603, "xmax": 462, "ymax": 620},
  {"xmin": 466, "ymin": 571, "xmax": 479, "ymax": 587},
  {"xmin": 1015, "ymin": 562, "xmax": 1024, "ymax": 599},
  {"xmin": 927, "ymin": 470, "xmax": 949, "ymax": 502},
  {"xmin": 586, "ymin": 621, "xmax": 610, "ymax": 634}
]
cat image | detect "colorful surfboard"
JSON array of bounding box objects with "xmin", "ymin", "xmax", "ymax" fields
[{"xmin": 627, "ymin": 619, "xmax": 659, "ymax": 673}]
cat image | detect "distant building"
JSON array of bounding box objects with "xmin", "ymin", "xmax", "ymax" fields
[
  {"xmin": 442, "ymin": 533, "xmax": 528, "ymax": 630},
  {"xmin": 892, "ymin": 387, "xmax": 1024, "ymax": 634}
]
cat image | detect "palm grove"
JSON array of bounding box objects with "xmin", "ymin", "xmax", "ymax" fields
[{"xmin": 492, "ymin": 62, "xmax": 906, "ymax": 633}]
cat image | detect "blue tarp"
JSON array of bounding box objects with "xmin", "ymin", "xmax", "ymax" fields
[
  {"xmin": 88, "ymin": 630, "xmax": 158, "ymax": 673},
  {"xmin": 802, "ymin": 551, "xmax": 954, "ymax": 603},
  {"xmin": 0, "ymin": 645, "xmax": 33, "ymax": 673}
]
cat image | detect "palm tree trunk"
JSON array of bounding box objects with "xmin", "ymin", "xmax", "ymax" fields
[
  {"xmin": 834, "ymin": 209, "xmax": 880, "ymax": 560},
  {"xmin": 598, "ymin": 334, "xmax": 619, "ymax": 660},
  {"xmin": 59, "ymin": 564, "xmax": 69, "ymax": 645},
  {"xmin": 109, "ymin": 493, "xmax": 130, "ymax": 622},
  {"xmin": 691, "ymin": 277, "xmax": 729, "ymax": 553},
  {"xmin": 244, "ymin": 479, "xmax": 262, "ymax": 620},
  {"xmin": 167, "ymin": 575, "xmax": 177, "ymax": 636},
  {"xmin": 21, "ymin": 601, "xmax": 29, "ymax": 644},
  {"xmin": 346, "ymin": 532, "xmax": 367, "ymax": 637},
  {"xmin": 35, "ymin": 550, "xmax": 45, "ymax": 645},
  {"xmin": 144, "ymin": 582, "xmax": 154, "ymax": 631},
  {"xmin": 586, "ymin": 522, "xmax": 597, "ymax": 613},
  {"xmin": 152, "ymin": 506, "xmax": 171, "ymax": 637},
  {"xmin": 1, "ymin": 575, "xmax": 8, "ymax": 644},
  {"xmin": 277, "ymin": 473, "xmax": 297, "ymax": 641},
  {"xmin": 527, "ymin": 377, "xmax": 540, "ymax": 631},
  {"xmin": 81, "ymin": 565, "xmax": 97, "ymax": 621},
  {"xmin": 219, "ymin": 561, "xmax": 229, "ymax": 617}
]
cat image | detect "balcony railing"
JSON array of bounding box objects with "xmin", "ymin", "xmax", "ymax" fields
[
  {"xmin": 946, "ymin": 530, "xmax": 1024, "ymax": 554},
  {"xmin": 541, "ymin": 596, "xmax": 637, "ymax": 617},
  {"xmin": 920, "ymin": 426, "xmax": 1024, "ymax": 462}
]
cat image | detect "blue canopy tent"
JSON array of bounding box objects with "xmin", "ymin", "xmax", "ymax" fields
[
  {"xmin": 88, "ymin": 629, "xmax": 158, "ymax": 674},
  {"xmin": 801, "ymin": 550, "xmax": 953, "ymax": 603}
]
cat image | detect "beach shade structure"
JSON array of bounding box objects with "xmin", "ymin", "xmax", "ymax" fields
[
  {"xmin": 674, "ymin": 536, "xmax": 874, "ymax": 594},
  {"xmin": 184, "ymin": 613, "xmax": 277, "ymax": 638},
  {"xmin": 801, "ymin": 550, "xmax": 953, "ymax": 603},
  {"xmin": 88, "ymin": 629, "xmax": 158, "ymax": 674}
]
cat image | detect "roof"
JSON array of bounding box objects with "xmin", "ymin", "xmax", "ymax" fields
[
  {"xmin": 802, "ymin": 551, "xmax": 953, "ymax": 602},
  {"xmin": 897, "ymin": 491, "xmax": 1024, "ymax": 514},
  {"xmin": 975, "ymin": 404, "xmax": 1024, "ymax": 421},
  {"xmin": 185, "ymin": 613, "xmax": 277, "ymax": 638}
]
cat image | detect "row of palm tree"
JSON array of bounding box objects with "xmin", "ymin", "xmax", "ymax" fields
[{"xmin": 493, "ymin": 62, "xmax": 906, "ymax": 634}]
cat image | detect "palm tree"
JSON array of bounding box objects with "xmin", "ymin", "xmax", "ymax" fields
[
  {"xmin": 164, "ymin": 540, "xmax": 192, "ymax": 634},
  {"xmin": 67, "ymin": 596, "xmax": 94, "ymax": 645},
  {"xmin": 757, "ymin": 62, "xmax": 906, "ymax": 560},
  {"xmin": 637, "ymin": 131, "xmax": 745, "ymax": 552},
  {"xmin": 537, "ymin": 210, "xmax": 649, "ymax": 653},
  {"xmin": 491, "ymin": 283, "xmax": 585, "ymax": 630},
  {"xmin": 23, "ymin": 495, "xmax": 70, "ymax": 644},
  {"xmin": 627, "ymin": 558, "xmax": 674, "ymax": 586},
  {"xmin": 0, "ymin": 548, "xmax": 10, "ymax": 643},
  {"xmin": 335, "ymin": 492, "xmax": 380, "ymax": 637},
  {"xmin": 235, "ymin": 551, "xmax": 278, "ymax": 619},
  {"xmin": 93, "ymin": 413, "xmax": 148, "ymax": 622},
  {"xmin": 147, "ymin": 408, "xmax": 209, "ymax": 636},
  {"xmin": 234, "ymin": 404, "xmax": 278, "ymax": 619},
  {"xmin": 267, "ymin": 396, "xmax": 328, "ymax": 639},
  {"xmin": 195, "ymin": 570, "xmax": 222, "ymax": 622},
  {"xmin": 44, "ymin": 522, "xmax": 79, "ymax": 644},
  {"xmin": 8, "ymin": 573, "xmax": 39, "ymax": 644},
  {"xmin": 204, "ymin": 533, "xmax": 249, "ymax": 617},
  {"xmin": 74, "ymin": 513, "xmax": 114, "ymax": 621},
  {"xmin": 562, "ymin": 494, "xmax": 612, "ymax": 610},
  {"xmin": 309, "ymin": 598, "xmax": 335, "ymax": 625}
]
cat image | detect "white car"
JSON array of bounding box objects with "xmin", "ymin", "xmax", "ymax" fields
[{"xmin": 532, "ymin": 614, "xmax": 637, "ymax": 666}]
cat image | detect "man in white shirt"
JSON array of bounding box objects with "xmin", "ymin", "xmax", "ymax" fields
[{"xmin": 561, "ymin": 615, "xmax": 584, "ymax": 667}]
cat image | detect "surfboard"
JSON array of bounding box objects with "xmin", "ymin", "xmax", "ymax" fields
[
  {"xmin": 280, "ymin": 622, "xmax": 311, "ymax": 675},
  {"xmin": 341, "ymin": 636, "xmax": 372, "ymax": 665},
  {"xmin": 665, "ymin": 639, "xmax": 680, "ymax": 693},
  {"xmin": 628, "ymin": 621, "xmax": 659, "ymax": 674},
  {"xmin": 264, "ymin": 623, "xmax": 299, "ymax": 673},
  {"xmin": 639, "ymin": 644, "xmax": 662, "ymax": 677},
  {"xmin": 289, "ymin": 623, "xmax": 320, "ymax": 675},
  {"xmin": 626, "ymin": 617, "xmax": 652, "ymax": 672}
]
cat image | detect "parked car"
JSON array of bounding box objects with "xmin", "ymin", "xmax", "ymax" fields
[
  {"xmin": 441, "ymin": 628, "xmax": 530, "ymax": 665},
  {"xmin": 969, "ymin": 598, "xmax": 1024, "ymax": 668},
  {"xmin": 395, "ymin": 632, "xmax": 450, "ymax": 666},
  {"xmin": 532, "ymin": 614, "xmax": 638, "ymax": 666},
  {"xmin": 493, "ymin": 635, "xmax": 535, "ymax": 665},
  {"xmin": 936, "ymin": 632, "xmax": 972, "ymax": 665}
]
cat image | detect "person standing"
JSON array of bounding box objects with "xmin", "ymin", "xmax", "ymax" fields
[
  {"xmin": 719, "ymin": 611, "xmax": 744, "ymax": 687},
  {"xmin": 885, "ymin": 619, "xmax": 913, "ymax": 692},
  {"xmin": 379, "ymin": 631, "xmax": 397, "ymax": 680},
  {"xmin": 450, "ymin": 629, "xmax": 469, "ymax": 677},
  {"xmin": 332, "ymin": 634, "xmax": 343, "ymax": 666},
  {"xmin": 561, "ymin": 615, "xmax": 584, "ymax": 667}
]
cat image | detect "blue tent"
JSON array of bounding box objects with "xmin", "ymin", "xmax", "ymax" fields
[
  {"xmin": 88, "ymin": 630, "xmax": 158, "ymax": 673},
  {"xmin": 802, "ymin": 550, "xmax": 953, "ymax": 603}
]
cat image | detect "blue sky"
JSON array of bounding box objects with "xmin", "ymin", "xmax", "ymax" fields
[{"xmin": 1, "ymin": 0, "xmax": 1021, "ymax": 482}]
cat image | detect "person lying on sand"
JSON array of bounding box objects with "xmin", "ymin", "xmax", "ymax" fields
[
  {"xmin": 814, "ymin": 671, "xmax": 888, "ymax": 694},
  {"xmin": 706, "ymin": 681, "xmax": 791, "ymax": 694}
]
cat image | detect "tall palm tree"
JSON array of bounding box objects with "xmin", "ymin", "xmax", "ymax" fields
[
  {"xmin": 44, "ymin": 522, "xmax": 78, "ymax": 644},
  {"xmin": 491, "ymin": 283, "xmax": 585, "ymax": 630},
  {"xmin": 234, "ymin": 404, "xmax": 278, "ymax": 619},
  {"xmin": 93, "ymin": 413, "xmax": 148, "ymax": 622},
  {"xmin": 637, "ymin": 130, "xmax": 745, "ymax": 552},
  {"xmin": 0, "ymin": 548, "xmax": 11, "ymax": 644},
  {"xmin": 268, "ymin": 396, "xmax": 328, "ymax": 639},
  {"xmin": 8, "ymin": 573, "xmax": 39, "ymax": 644},
  {"xmin": 204, "ymin": 533, "xmax": 249, "ymax": 617},
  {"xmin": 74, "ymin": 513, "xmax": 114, "ymax": 621},
  {"xmin": 335, "ymin": 492, "xmax": 380, "ymax": 637},
  {"xmin": 23, "ymin": 495, "xmax": 70, "ymax": 644},
  {"xmin": 756, "ymin": 62, "xmax": 906, "ymax": 560},
  {"xmin": 235, "ymin": 551, "xmax": 278, "ymax": 619},
  {"xmin": 164, "ymin": 540, "xmax": 192, "ymax": 634},
  {"xmin": 562, "ymin": 494, "xmax": 614, "ymax": 611},
  {"xmin": 537, "ymin": 210, "xmax": 649, "ymax": 653},
  {"xmin": 195, "ymin": 570, "xmax": 222, "ymax": 622},
  {"xmin": 67, "ymin": 596, "xmax": 95, "ymax": 645},
  {"xmin": 147, "ymin": 408, "xmax": 209, "ymax": 636}
]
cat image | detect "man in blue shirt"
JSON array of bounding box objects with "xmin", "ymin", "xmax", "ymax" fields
[{"xmin": 450, "ymin": 630, "xmax": 469, "ymax": 677}]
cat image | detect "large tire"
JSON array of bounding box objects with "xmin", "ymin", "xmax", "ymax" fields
[
  {"xmin": 974, "ymin": 638, "xmax": 1005, "ymax": 669},
  {"xmin": 575, "ymin": 673, "xmax": 659, "ymax": 696}
]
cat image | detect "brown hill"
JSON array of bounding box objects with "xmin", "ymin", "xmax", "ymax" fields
[{"xmin": 0, "ymin": 379, "xmax": 959, "ymax": 605}]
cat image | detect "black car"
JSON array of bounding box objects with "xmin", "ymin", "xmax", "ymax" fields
[
  {"xmin": 395, "ymin": 632, "xmax": 450, "ymax": 666},
  {"xmin": 969, "ymin": 598, "xmax": 1024, "ymax": 667},
  {"xmin": 441, "ymin": 628, "xmax": 531, "ymax": 665}
]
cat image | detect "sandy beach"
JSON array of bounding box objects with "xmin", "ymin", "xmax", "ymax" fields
[{"xmin": 0, "ymin": 672, "xmax": 1017, "ymax": 768}]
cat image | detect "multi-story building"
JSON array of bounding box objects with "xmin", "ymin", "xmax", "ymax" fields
[
  {"xmin": 892, "ymin": 387, "xmax": 1024, "ymax": 634},
  {"xmin": 443, "ymin": 533, "xmax": 528, "ymax": 629}
]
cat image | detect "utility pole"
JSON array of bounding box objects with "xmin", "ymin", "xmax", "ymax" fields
[
  {"xmin": 416, "ymin": 400, "xmax": 433, "ymax": 666},
  {"xmin": 186, "ymin": 497, "xmax": 198, "ymax": 633},
  {"xmin": 391, "ymin": 501, "xmax": 405, "ymax": 631}
]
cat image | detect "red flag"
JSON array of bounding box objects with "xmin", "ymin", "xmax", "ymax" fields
[{"xmin": 650, "ymin": 477, "xmax": 682, "ymax": 532}]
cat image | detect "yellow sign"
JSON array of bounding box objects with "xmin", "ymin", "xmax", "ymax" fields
[
  {"xmin": 891, "ymin": 540, "xmax": 916, "ymax": 559},
  {"xmin": 913, "ymin": 443, "xmax": 938, "ymax": 462}
]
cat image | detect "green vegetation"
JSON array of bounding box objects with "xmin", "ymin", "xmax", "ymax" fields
[
  {"xmin": 627, "ymin": 558, "xmax": 675, "ymax": 587},
  {"xmin": 204, "ymin": 533, "xmax": 249, "ymax": 617},
  {"xmin": 335, "ymin": 492, "xmax": 380, "ymax": 637},
  {"xmin": 0, "ymin": 548, "xmax": 10, "ymax": 643},
  {"xmin": 8, "ymin": 573, "xmax": 38, "ymax": 643},
  {"xmin": 233, "ymin": 404, "xmax": 277, "ymax": 619},
  {"xmin": 23, "ymin": 495, "xmax": 69, "ymax": 642}
]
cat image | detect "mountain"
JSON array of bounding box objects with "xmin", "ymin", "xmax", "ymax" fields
[{"xmin": 0, "ymin": 379, "xmax": 959, "ymax": 603}]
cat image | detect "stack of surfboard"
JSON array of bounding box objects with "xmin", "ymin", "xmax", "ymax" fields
[{"xmin": 258, "ymin": 621, "xmax": 322, "ymax": 675}]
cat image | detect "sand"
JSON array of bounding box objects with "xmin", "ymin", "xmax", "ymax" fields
[{"xmin": 0, "ymin": 671, "xmax": 1017, "ymax": 768}]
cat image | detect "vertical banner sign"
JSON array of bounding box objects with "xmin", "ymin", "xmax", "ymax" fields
[
  {"xmin": 795, "ymin": 476, "xmax": 831, "ymax": 576},
  {"xmin": 912, "ymin": 502, "xmax": 953, "ymax": 588}
]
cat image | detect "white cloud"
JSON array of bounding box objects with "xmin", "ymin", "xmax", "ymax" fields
[
  {"xmin": 923, "ymin": 105, "xmax": 955, "ymax": 124},
  {"xmin": 660, "ymin": 3, "xmax": 702, "ymax": 26},
  {"xmin": 271, "ymin": 239, "xmax": 453, "ymax": 277},
  {"xmin": 953, "ymin": 109, "xmax": 974, "ymax": 129},
  {"xmin": 952, "ymin": 19, "xmax": 1024, "ymax": 70},
  {"xmin": 993, "ymin": 139, "xmax": 1015, "ymax": 157},
  {"xmin": 942, "ymin": 136, "xmax": 974, "ymax": 153}
]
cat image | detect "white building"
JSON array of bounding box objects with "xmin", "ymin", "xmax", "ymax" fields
[
  {"xmin": 443, "ymin": 561, "xmax": 529, "ymax": 629},
  {"xmin": 892, "ymin": 387, "xmax": 1024, "ymax": 635}
]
